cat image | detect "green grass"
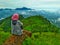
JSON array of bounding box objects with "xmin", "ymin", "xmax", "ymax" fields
[
  {"xmin": 22, "ymin": 16, "xmax": 60, "ymax": 33},
  {"xmin": 23, "ymin": 32, "xmax": 60, "ymax": 45},
  {"xmin": 0, "ymin": 31, "xmax": 11, "ymax": 45},
  {"xmin": 0, "ymin": 15, "xmax": 60, "ymax": 45}
]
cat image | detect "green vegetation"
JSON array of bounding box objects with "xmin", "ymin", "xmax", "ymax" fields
[
  {"xmin": 0, "ymin": 15, "xmax": 60, "ymax": 45},
  {"xmin": 23, "ymin": 32, "xmax": 60, "ymax": 45},
  {"xmin": 0, "ymin": 31, "xmax": 10, "ymax": 45},
  {"xmin": 22, "ymin": 16, "xmax": 60, "ymax": 33},
  {"xmin": 0, "ymin": 15, "xmax": 24, "ymax": 32}
]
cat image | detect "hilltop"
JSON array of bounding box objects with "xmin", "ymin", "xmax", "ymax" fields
[
  {"xmin": 22, "ymin": 16, "xmax": 60, "ymax": 33},
  {"xmin": 0, "ymin": 15, "xmax": 60, "ymax": 45}
]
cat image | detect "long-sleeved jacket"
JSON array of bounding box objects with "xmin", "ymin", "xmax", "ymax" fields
[{"xmin": 11, "ymin": 20, "xmax": 23, "ymax": 35}]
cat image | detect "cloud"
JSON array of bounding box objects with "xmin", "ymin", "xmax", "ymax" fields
[
  {"xmin": 57, "ymin": 18, "xmax": 60, "ymax": 21},
  {"xmin": 0, "ymin": 0, "xmax": 60, "ymax": 9}
]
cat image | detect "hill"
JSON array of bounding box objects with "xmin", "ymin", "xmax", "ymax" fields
[
  {"xmin": 0, "ymin": 15, "xmax": 24, "ymax": 32},
  {"xmin": 22, "ymin": 16, "xmax": 60, "ymax": 33},
  {"xmin": 15, "ymin": 7, "xmax": 32, "ymax": 10},
  {"xmin": 0, "ymin": 15, "xmax": 60, "ymax": 45}
]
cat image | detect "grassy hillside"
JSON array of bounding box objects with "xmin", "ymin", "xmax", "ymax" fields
[
  {"xmin": 22, "ymin": 16, "xmax": 60, "ymax": 45},
  {"xmin": 0, "ymin": 31, "xmax": 11, "ymax": 45},
  {"xmin": 23, "ymin": 32, "xmax": 60, "ymax": 45},
  {"xmin": 22, "ymin": 16, "xmax": 60, "ymax": 33},
  {"xmin": 0, "ymin": 15, "xmax": 24, "ymax": 32},
  {"xmin": 0, "ymin": 15, "xmax": 60, "ymax": 45}
]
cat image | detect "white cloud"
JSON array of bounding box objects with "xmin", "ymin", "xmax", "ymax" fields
[
  {"xmin": 0, "ymin": 0, "xmax": 60, "ymax": 9},
  {"xmin": 0, "ymin": 18, "xmax": 4, "ymax": 20},
  {"xmin": 21, "ymin": 11, "xmax": 26, "ymax": 14},
  {"xmin": 57, "ymin": 18, "xmax": 60, "ymax": 21}
]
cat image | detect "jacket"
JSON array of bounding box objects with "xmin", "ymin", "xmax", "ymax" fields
[{"xmin": 11, "ymin": 20, "xmax": 23, "ymax": 35}]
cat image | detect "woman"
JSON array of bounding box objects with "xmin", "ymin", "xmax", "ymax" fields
[{"xmin": 11, "ymin": 13, "xmax": 23, "ymax": 35}]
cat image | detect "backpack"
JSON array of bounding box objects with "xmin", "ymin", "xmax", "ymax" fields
[{"xmin": 12, "ymin": 20, "xmax": 17, "ymax": 25}]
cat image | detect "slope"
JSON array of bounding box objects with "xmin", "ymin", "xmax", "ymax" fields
[
  {"xmin": 22, "ymin": 16, "xmax": 60, "ymax": 33},
  {"xmin": 0, "ymin": 15, "xmax": 60, "ymax": 45},
  {"xmin": 0, "ymin": 15, "xmax": 24, "ymax": 32},
  {"xmin": 3, "ymin": 30, "xmax": 32, "ymax": 45}
]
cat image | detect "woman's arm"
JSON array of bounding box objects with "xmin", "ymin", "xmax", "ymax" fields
[{"xmin": 18, "ymin": 20, "xmax": 23, "ymax": 29}]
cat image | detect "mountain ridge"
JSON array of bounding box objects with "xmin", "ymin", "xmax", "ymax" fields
[{"xmin": 0, "ymin": 15, "xmax": 60, "ymax": 45}]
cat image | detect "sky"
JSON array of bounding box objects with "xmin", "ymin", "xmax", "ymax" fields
[{"xmin": 0, "ymin": 0, "xmax": 60, "ymax": 9}]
